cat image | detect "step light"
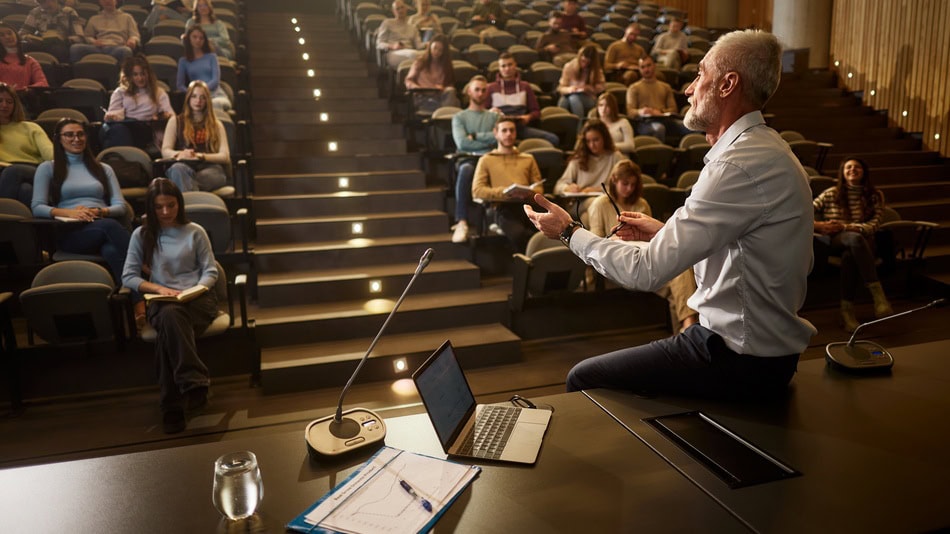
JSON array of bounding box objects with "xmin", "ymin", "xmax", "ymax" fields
[
  {"xmin": 294, "ymin": 26, "xmax": 300, "ymax": 32},
  {"xmin": 391, "ymin": 378, "xmax": 415, "ymax": 395},
  {"xmin": 328, "ymin": 141, "xmax": 338, "ymax": 152},
  {"xmin": 351, "ymin": 222, "xmax": 364, "ymax": 235},
  {"xmin": 319, "ymin": 112, "xmax": 328, "ymax": 122},
  {"xmin": 302, "ymin": 52, "xmax": 309, "ymax": 60},
  {"xmin": 936, "ymin": 133, "xmax": 941, "ymax": 140},
  {"xmin": 902, "ymin": 110, "xmax": 908, "ymax": 117},
  {"xmin": 369, "ymin": 280, "xmax": 382, "ymax": 293},
  {"xmin": 338, "ymin": 177, "xmax": 349, "ymax": 188},
  {"xmin": 393, "ymin": 357, "xmax": 408, "ymax": 374},
  {"xmin": 870, "ymin": 89, "xmax": 876, "ymax": 96},
  {"xmin": 291, "ymin": 17, "xmax": 297, "ymax": 24},
  {"xmin": 307, "ymin": 69, "xmax": 315, "ymax": 77},
  {"xmin": 298, "ymin": 37, "xmax": 305, "ymax": 45},
  {"xmin": 847, "ymin": 72, "xmax": 853, "ymax": 79},
  {"xmin": 313, "ymin": 88, "xmax": 321, "ymax": 99},
  {"xmin": 834, "ymin": 60, "xmax": 840, "ymax": 67}
]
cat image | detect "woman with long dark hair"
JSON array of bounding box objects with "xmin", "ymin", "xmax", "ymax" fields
[
  {"xmin": 185, "ymin": 0, "xmax": 234, "ymax": 60},
  {"xmin": 122, "ymin": 178, "xmax": 218, "ymax": 434},
  {"xmin": 555, "ymin": 119, "xmax": 626, "ymax": 195},
  {"xmin": 101, "ymin": 55, "xmax": 174, "ymax": 151},
  {"xmin": 176, "ymin": 25, "xmax": 230, "ymax": 110},
  {"xmin": 593, "ymin": 92, "xmax": 635, "ymax": 154},
  {"xmin": 404, "ymin": 34, "xmax": 458, "ymax": 112},
  {"xmin": 0, "ymin": 22, "xmax": 49, "ymax": 90},
  {"xmin": 557, "ymin": 44, "xmax": 605, "ymax": 119},
  {"xmin": 0, "ymin": 83, "xmax": 53, "ymax": 205},
  {"xmin": 814, "ymin": 157, "xmax": 892, "ymax": 331},
  {"xmin": 30, "ymin": 118, "xmax": 130, "ymax": 280},
  {"xmin": 161, "ymin": 80, "xmax": 229, "ymax": 192}
]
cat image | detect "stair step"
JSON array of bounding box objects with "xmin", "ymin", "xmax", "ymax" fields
[
  {"xmin": 255, "ymin": 210, "xmax": 448, "ymax": 243},
  {"xmin": 250, "ymin": 86, "xmax": 379, "ymax": 100},
  {"xmin": 251, "ymin": 123, "xmax": 404, "ymax": 142},
  {"xmin": 888, "ymin": 200, "xmax": 950, "ymax": 222},
  {"xmin": 870, "ymin": 164, "xmax": 950, "ymax": 183},
  {"xmin": 260, "ymin": 323, "xmax": 521, "ymax": 393},
  {"xmin": 250, "ymin": 76, "xmax": 374, "ymax": 90},
  {"xmin": 252, "ymin": 109, "xmax": 393, "ymax": 124},
  {"xmin": 255, "ymin": 138, "xmax": 408, "ymax": 157},
  {"xmin": 254, "ymin": 153, "xmax": 421, "ymax": 174},
  {"xmin": 254, "ymin": 170, "xmax": 425, "ymax": 195},
  {"xmin": 768, "ymin": 114, "xmax": 888, "ymax": 132},
  {"xmin": 253, "ymin": 188, "xmax": 443, "ymax": 218},
  {"xmin": 878, "ymin": 182, "xmax": 950, "ymax": 203},
  {"xmin": 824, "ymin": 151, "xmax": 943, "ymax": 169},
  {"xmin": 252, "ymin": 98, "xmax": 389, "ymax": 112},
  {"xmin": 256, "ymin": 259, "xmax": 480, "ymax": 306},
  {"xmin": 253, "ymin": 234, "xmax": 467, "ymax": 272}
]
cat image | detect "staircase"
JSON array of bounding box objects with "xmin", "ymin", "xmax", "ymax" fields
[{"xmin": 245, "ymin": 11, "xmax": 520, "ymax": 393}]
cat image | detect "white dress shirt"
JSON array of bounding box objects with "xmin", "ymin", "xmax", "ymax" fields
[{"xmin": 570, "ymin": 111, "xmax": 817, "ymax": 356}]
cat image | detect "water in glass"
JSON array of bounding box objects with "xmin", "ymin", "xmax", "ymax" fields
[{"xmin": 213, "ymin": 451, "xmax": 263, "ymax": 520}]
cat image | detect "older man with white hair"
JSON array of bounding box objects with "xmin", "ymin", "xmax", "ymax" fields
[{"xmin": 525, "ymin": 30, "xmax": 816, "ymax": 400}]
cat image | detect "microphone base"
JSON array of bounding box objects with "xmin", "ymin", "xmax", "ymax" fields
[
  {"xmin": 825, "ymin": 341, "xmax": 894, "ymax": 373},
  {"xmin": 305, "ymin": 408, "xmax": 387, "ymax": 458}
]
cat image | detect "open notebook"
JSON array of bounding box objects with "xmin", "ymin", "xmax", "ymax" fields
[{"xmin": 412, "ymin": 340, "xmax": 551, "ymax": 464}]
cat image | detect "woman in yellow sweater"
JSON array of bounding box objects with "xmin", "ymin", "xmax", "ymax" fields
[{"xmin": 0, "ymin": 83, "xmax": 54, "ymax": 205}]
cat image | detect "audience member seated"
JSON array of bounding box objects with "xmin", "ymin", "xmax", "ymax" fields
[
  {"xmin": 468, "ymin": 0, "xmax": 506, "ymax": 35},
  {"xmin": 587, "ymin": 160, "xmax": 698, "ymax": 331},
  {"xmin": 813, "ymin": 157, "xmax": 893, "ymax": 332},
  {"xmin": 471, "ymin": 116, "xmax": 543, "ymax": 253},
  {"xmin": 652, "ymin": 17, "xmax": 688, "ymax": 69},
  {"xmin": 144, "ymin": 0, "xmax": 194, "ymax": 36},
  {"xmin": 557, "ymin": 44, "xmax": 604, "ymax": 120},
  {"xmin": 184, "ymin": 0, "xmax": 234, "ymax": 61},
  {"xmin": 405, "ymin": 35, "xmax": 459, "ymax": 114},
  {"xmin": 487, "ymin": 52, "xmax": 558, "ymax": 146},
  {"xmin": 592, "ymin": 92, "xmax": 634, "ymax": 154},
  {"xmin": 604, "ymin": 23, "xmax": 646, "ymax": 85},
  {"xmin": 409, "ymin": 0, "xmax": 441, "ymax": 42},
  {"xmin": 1, "ymin": 22, "xmax": 49, "ymax": 91},
  {"xmin": 18, "ymin": 0, "xmax": 85, "ymax": 63},
  {"xmin": 31, "ymin": 117, "xmax": 131, "ymax": 281},
  {"xmin": 70, "ymin": 0, "xmax": 141, "ymax": 64},
  {"xmin": 121, "ymin": 177, "xmax": 218, "ymax": 434},
  {"xmin": 625, "ymin": 56, "xmax": 689, "ymax": 143},
  {"xmin": 376, "ymin": 0, "xmax": 422, "ymax": 70},
  {"xmin": 534, "ymin": 11, "xmax": 577, "ymax": 66},
  {"xmin": 176, "ymin": 25, "xmax": 230, "ymax": 111},
  {"xmin": 554, "ymin": 119, "xmax": 626, "ymax": 221},
  {"xmin": 101, "ymin": 54, "xmax": 174, "ymax": 153},
  {"xmin": 0, "ymin": 84, "xmax": 54, "ymax": 206},
  {"xmin": 161, "ymin": 80, "xmax": 229, "ymax": 192},
  {"xmin": 558, "ymin": 0, "xmax": 588, "ymax": 39},
  {"xmin": 450, "ymin": 75, "xmax": 498, "ymax": 243}
]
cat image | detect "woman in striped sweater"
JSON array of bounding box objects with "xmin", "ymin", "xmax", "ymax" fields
[{"xmin": 813, "ymin": 157, "xmax": 893, "ymax": 331}]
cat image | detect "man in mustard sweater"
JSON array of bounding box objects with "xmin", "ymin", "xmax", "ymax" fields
[
  {"xmin": 625, "ymin": 55, "xmax": 690, "ymax": 144},
  {"xmin": 472, "ymin": 117, "xmax": 543, "ymax": 252}
]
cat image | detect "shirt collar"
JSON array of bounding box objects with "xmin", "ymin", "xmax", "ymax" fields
[{"xmin": 704, "ymin": 110, "xmax": 765, "ymax": 164}]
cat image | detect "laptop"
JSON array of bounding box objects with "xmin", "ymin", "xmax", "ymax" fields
[{"xmin": 412, "ymin": 340, "xmax": 552, "ymax": 464}]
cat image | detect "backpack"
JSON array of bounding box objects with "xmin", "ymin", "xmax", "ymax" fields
[{"xmin": 100, "ymin": 152, "xmax": 151, "ymax": 189}]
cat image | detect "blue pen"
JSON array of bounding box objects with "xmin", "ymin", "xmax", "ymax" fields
[{"xmin": 399, "ymin": 479, "xmax": 433, "ymax": 513}]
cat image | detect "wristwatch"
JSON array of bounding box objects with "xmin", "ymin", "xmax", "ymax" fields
[{"xmin": 559, "ymin": 221, "xmax": 584, "ymax": 247}]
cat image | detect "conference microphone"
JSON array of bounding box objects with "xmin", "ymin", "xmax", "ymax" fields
[
  {"xmin": 825, "ymin": 298, "xmax": 945, "ymax": 372},
  {"xmin": 305, "ymin": 248, "xmax": 436, "ymax": 458}
]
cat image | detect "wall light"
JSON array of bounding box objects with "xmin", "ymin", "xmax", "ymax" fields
[
  {"xmin": 338, "ymin": 177, "xmax": 349, "ymax": 188},
  {"xmin": 834, "ymin": 60, "xmax": 840, "ymax": 67},
  {"xmin": 313, "ymin": 88, "xmax": 321, "ymax": 98},
  {"xmin": 902, "ymin": 110, "xmax": 908, "ymax": 117},
  {"xmin": 847, "ymin": 72, "xmax": 853, "ymax": 79},
  {"xmin": 393, "ymin": 358, "xmax": 408, "ymax": 374},
  {"xmin": 298, "ymin": 37, "xmax": 305, "ymax": 45},
  {"xmin": 307, "ymin": 69, "xmax": 315, "ymax": 77},
  {"xmin": 291, "ymin": 17, "xmax": 297, "ymax": 24},
  {"xmin": 369, "ymin": 280, "xmax": 382, "ymax": 293},
  {"xmin": 319, "ymin": 112, "xmax": 329, "ymax": 122},
  {"xmin": 870, "ymin": 89, "xmax": 876, "ymax": 96},
  {"xmin": 294, "ymin": 26, "xmax": 301, "ymax": 32},
  {"xmin": 302, "ymin": 52, "xmax": 309, "ymax": 60},
  {"xmin": 328, "ymin": 141, "xmax": 338, "ymax": 152},
  {"xmin": 935, "ymin": 133, "xmax": 941, "ymax": 140},
  {"xmin": 351, "ymin": 222, "xmax": 364, "ymax": 235}
]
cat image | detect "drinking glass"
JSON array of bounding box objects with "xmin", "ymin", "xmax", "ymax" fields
[{"xmin": 212, "ymin": 451, "xmax": 263, "ymax": 520}]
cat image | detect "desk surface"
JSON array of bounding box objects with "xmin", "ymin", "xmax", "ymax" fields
[
  {"xmin": 0, "ymin": 391, "xmax": 745, "ymax": 533},
  {"xmin": 587, "ymin": 339, "xmax": 950, "ymax": 533}
]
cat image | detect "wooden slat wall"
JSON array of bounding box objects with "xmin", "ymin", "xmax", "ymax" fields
[
  {"xmin": 654, "ymin": 1, "xmax": 708, "ymax": 29},
  {"xmin": 737, "ymin": 0, "xmax": 772, "ymax": 31},
  {"xmin": 830, "ymin": 0, "xmax": 950, "ymax": 156}
]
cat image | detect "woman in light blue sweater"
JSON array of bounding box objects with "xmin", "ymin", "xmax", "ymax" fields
[
  {"xmin": 31, "ymin": 118, "xmax": 130, "ymax": 281},
  {"xmin": 122, "ymin": 178, "xmax": 218, "ymax": 434},
  {"xmin": 177, "ymin": 26, "xmax": 231, "ymax": 111}
]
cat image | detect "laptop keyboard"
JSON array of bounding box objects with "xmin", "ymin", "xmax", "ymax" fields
[{"xmin": 458, "ymin": 405, "xmax": 522, "ymax": 459}]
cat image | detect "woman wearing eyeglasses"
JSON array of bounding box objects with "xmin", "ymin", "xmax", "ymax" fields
[
  {"xmin": 31, "ymin": 118, "xmax": 131, "ymax": 282},
  {"xmin": 0, "ymin": 83, "xmax": 54, "ymax": 206}
]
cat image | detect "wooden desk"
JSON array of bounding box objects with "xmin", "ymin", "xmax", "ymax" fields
[
  {"xmin": 587, "ymin": 339, "xmax": 950, "ymax": 533},
  {"xmin": 0, "ymin": 392, "xmax": 746, "ymax": 533}
]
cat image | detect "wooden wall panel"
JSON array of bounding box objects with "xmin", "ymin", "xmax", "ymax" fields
[
  {"xmin": 737, "ymin": 0, "xmax": 772, "ymax": 31},
  {"xmin": 831, "ymin": 0, "xmax": 950, "ymax": 156}
]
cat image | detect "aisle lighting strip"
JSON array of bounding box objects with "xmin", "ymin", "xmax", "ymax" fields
[{"xmin": 293, "ymin": 19, "xmax": 336, "ymax": 149}]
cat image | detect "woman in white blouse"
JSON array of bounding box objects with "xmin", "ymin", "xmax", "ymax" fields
[
  {"xmin": 101, "ymin": 55, "xmax": 174, "ymax": 152},
  {"xmin": 594, "ymin": 92, "xmax": 635, "ymax": 155}
]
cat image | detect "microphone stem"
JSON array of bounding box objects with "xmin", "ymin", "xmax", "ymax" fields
[
  {"xmin": 848, "ymin": 298, "xmax": 944, "ymax": 345},
  {"xmin": 334, "ymin": 264, "xmax": 425, "ymax": 422}
]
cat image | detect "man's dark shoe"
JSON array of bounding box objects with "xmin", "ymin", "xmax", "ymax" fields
[
  {"xmin": 184, "ymin": 386, "xmax": 209, "ymax": 413},
  {"xmin": 162, "ymin": 408, "xmax": 186, "ymax": 434}
]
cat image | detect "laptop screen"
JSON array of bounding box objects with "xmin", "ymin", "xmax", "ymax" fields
[{"xmin": 413, "ymin": 341, "xmax": 476, "ymax": 448}]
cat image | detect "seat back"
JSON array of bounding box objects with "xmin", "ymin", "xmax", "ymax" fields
[
  {"xmin": 676, "ymin": 170, "xmax": 701, "ymax": 189},
  {"xmin": 641, "ymin": 183, "xmax": 675, "ymax": 221},
  {"xmin": 183, "ymin": 192, "xmax": 232, "ymax": 255},
  {"xmin": 808, "ymin": 176, "xmax": 836, "ymax": 199},
  {"xmin": 510, "ymin": 233, "xmax": 587, "ymax": 310},
  {"xmin": 0, "ymin": 199, "xmax": 41, "ymax": 267},
  {"xmin": 20, "ymin": 261, "xmax": 117, "ymax": 345},
  {"xmin": 634, "ymin": 144, "xmax": 676, "ymax": 184}
]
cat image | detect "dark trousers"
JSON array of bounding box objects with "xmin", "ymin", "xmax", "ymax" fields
[
  {"xmin": 58, "ymin": 218, "xmax": 131, "ymax": 282},
  {"xmin": 0, "ymin": 164, "xmax": 39, "ymax": 206},
  {"xmin": 817, "ymin": 231, "xmax": 879, "ymax": 300},
  {"xmin": 494, "ymin": 202, "xmax": 537, "ymax": 254},
  {"xmin": 148, "ymin": 291, "xmax": 217, "ymax": 410},
  {"xmin": 566, "ymin": 324, "xmax": 800, "ymax": 400}
]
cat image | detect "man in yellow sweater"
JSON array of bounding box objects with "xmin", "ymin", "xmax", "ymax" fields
[
  {"xmin": 625, "ymin": 55, "xmax": 691, "ymax": 144},
  {"xmin": 471, "ymin": 117, "xmax": 543, "ymax": 252}
]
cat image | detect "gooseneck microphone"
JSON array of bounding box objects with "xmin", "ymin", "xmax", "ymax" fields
[
  {"xmin": 825, "ymin": 298, "xmax": 945, "ymax": 372},
  {"xmin": 306, "ymin": 248, "xmax": 435, "ymax": 457}
]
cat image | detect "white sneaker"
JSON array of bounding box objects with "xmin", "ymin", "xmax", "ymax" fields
[
  {"xmin": 488, "ymin": 223, "xmax": 505, "ymax": 236},
  {"xmin": 451, "ymin": 221, "xmax": 469, "ymax": 243}
]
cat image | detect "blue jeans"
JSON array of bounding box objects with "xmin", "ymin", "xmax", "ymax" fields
[
  {"xmin": 70, "ymin": 43, "xmax": 133, "ymax": 64},
  {"xmin": 566, "ymin": 325, "xmax": 800, "ymax": 399},
  {"xmin": 557, "ymin": 92, "xmax": 596, "ymax": 120},
  {"xmin": 519, "ymin": 124, "xmax": 559, "ymax": 146},
  {"xmin": 817, "ymin": 231, "xmax": 879, "ymax": 300},
  {"xmin": 57, "ymin": 217, "xmax": 131, "ymax": 282},
  {"xmin": 166, "ymin": 162, "xmax": 227, "ymax": 192},
  {"xmin": 100, "ymin": 120, "xmax": 156, "ymax": 151},
  {"xmin": 454, "ymin": 159, "xmax": 476, "ymax": 223},
  {"xmin": 0, "ymin": 164, "xmax": 39, "ymax": 206}
]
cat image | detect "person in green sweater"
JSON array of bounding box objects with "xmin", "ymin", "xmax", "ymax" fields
[
  {"xmin": 0, "ymin": 83, "xmax": 54, "ymax": 205},
  {"xmin": 122, "ymin": 178, "xmax": 218, "ymax": 434},
  {"xmin": 31, "ymin": 118, "xmax": 131, "ymax": 281}
]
